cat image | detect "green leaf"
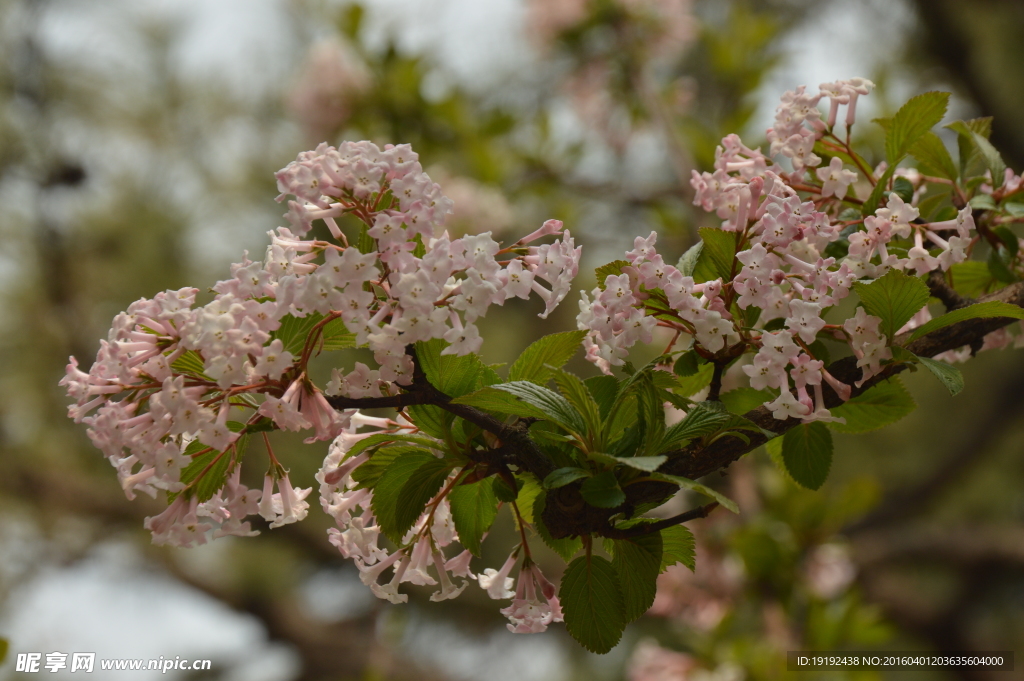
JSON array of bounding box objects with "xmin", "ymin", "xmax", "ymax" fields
[
  {"xmin": 245, "ymin": 417, "xmax": 276, "ymax": 434},
  {"xmin": 815, "ymin": 139, "xmax": 861, "ymax": 168},
  {"xmin": 917, "ymin": 190, "xmax": 952, "ymax": 221},
  {"xmin": 969, "ymin": 193, "xmax": 998, "ymax": 211},
  {"xmin": 0, "ymin": 637, "xmax": 7, "ymax": 666},
  {"xmin": 828, "ymin": 377, "xmax": 916, "ymax": 434},
  {"xmin": 950, "ymin": 261, "xmax": 995, "ymax": 298},
  {"xmin": 595, "ymin": 260, "xmax": 629, "ymax": 289},
  {"xmin": 351, "ymin": 445, "xmax": 410, "ymax": 488},
  {"xmin": 560, "ymin": 555, "xmax": 626, "ymax": 654},
  {"xmin": 170, "ymin": 349, "xmax": 211, "ymax": 380},
  {"xmin": 479, "ymin": 364, "xmax": 504, "ymax": 388},
  {"xmin": 543, "ymin": 467, "xmax": 591, "ymax": 490},
  {"xmin": 892, "ymin": 177, "xmax": 915, "ymax": 204},
  {"xmin": 861, "ymin": 163, "xmax": 899, "ymax": 217},
  {"xmin": 272, "ymin": 313, "xmax": 331, "ymax": 356},
  {"xmin": 995, "ymin": 228, "xmax": 1020, "ymax": 259},
  {"xmin": 781, "ymin": 422, "xmax": 833, "ymax": 490},
  {"xmin": 949, "ymin": 116, "xmax": 992, "ymax": 139},
  {"xmin": 581, "ymin": 471, "xmax": 626, "ymax": 508},
  {"xmin": 554, "ymin": 370, "xmax": 602, "ymax": 438},
  {"xmin": 508, "ymin": 330, "xmax": 586, "ymax": 385},
  {"xmin": 175, "ymin": 424, "xmax": 249, "ymax": 502},
  {"xmin": 660, "ymin": 401, "xmax": 735, "ymax": 451},
  {"xmin": 405, "ymin": 404, "xmax": 450, "ymax": 439},
  {"xmin": 372, "ymin": 452, "xmax": 449, "ymax": 543},
  {"xmin": 452, "ymin": 385, "xmax": 546, "ymax": 420},
  {"xmin": 516, "ymin": 475, "xmax": 543, "ymax": 524},
  {"xmin": 529, "ymin": 422, "xmax": 578, "ymax": 452},
  {"xmin": 356, "ymin": 224, "xmax": 375, "ymax": 253},
  {"xmin": 676, "ymin": 241, "xmax": 703, "ymax": 277},
  {"xmin": 885, "ymin": 91, "xmax": 949, "ymax": 164},
  {"xmin": 635, "ymin": 373, "xmax": 666, "ymax": 456},
  {"xmin": 673, "ymin": 350, "xmax": 704, "ymax": 376},
  {"xmin": 907, "ymin": 301, "xmax": 1024, "ymax": 342},
  {"xmin": 853, "ymin": 268, "xmax": 930, "ymax": 338},
  {"xmin": 659, "ymin": 525, "xmax": 696, "ymax": 572},
  {"xmin": 192, "ymin": 452, "xmax": 233, "ymax": 503},
  {"xmin": 448, "ymin": 479, "xmax": 497, "ymax": 556},
  {"xmin": 410, "ymin": 232, "xmax": 427, "ymax": 258},
  {"xmin": 320, "ymin": 317, "xmax": 356, "ymax": 351},
  {"xmin": 808, "ymin": 339, "xmax": 832, "ymax": 367},
  {"xmin": 474, "ymin": 382, "xmax": 587, "ymax": 435},
  {"xmin": 988, "ymin": 246, "xmax": 1017, "ymax": 284},
  {"xmin": 612, "ymin": 534, "xmax": 662, "ymax": 623},
  {"xmin": 603, "ymin": 393, "xmax": 638, "ymax": 448},
  {"xmin": 492, "ymin": 475, "xmax": 521, "ymax": 502},
  {"xmin": 1004, "ymin": 202, "xmax": 1024, "ymax": 218},
  {"xmin": 674, "ymin": 361, "xmax": 714, "ymax": 396},
  {"xmin": 415, "ymin": 339, "xmax": 482, "ymax": 398},
  {"xmin": 971, "ymin": 132, "xmax": 1007, "ymax": 189},
  {"xmin": 585, "ymin": 375, "xmax": 619, "ymax": 419},
  {"xmin": 651, "ymin": 472, "xmax": 739, "ymax": 513},
  {"xmin": 693, "ymin": 228, "xmax": 737, "ymax": 284},
  {"xmin": 918, "ymin": 356, "xmax": 965, "ymax": 396},
  {"xmin": 345, "ymin": 432, "xmax": 441, "ymax": 460},
  {"xmin": 764, "ymin": 435, "xmax": 788, "ymax": 480},
  {"xmin": 909, "ymin": 130, "xmax": 958, "ymax": 180},
  {"xmin": 720, "ymin": 387, "xmax": 774, "ymax": 415},
  {"xmin": 533, "ymin": 493, "xmax": 582, "ymax": 561},
  {"xmin": 613, "ymin": 455, "xmax": 666, "ymax": 472},
  {"xmin": 947, "ymin": 118, "xmax": 993, "ymax": 177}
]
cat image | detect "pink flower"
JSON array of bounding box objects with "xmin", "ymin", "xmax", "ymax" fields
[
  {"xmin": 815, "ymin": 157, "xmax": 857, "ymax": 199},
  {"xmin": 477, "ymin": 552, "xmax": 518, "ymax": 600},
  {"xmin": 258, "ymin": 473, "xmax": 312, "ymax": 529},
  {"xmin": 499, "ymin": 563, "xmax": 564, "ymax": 634}
]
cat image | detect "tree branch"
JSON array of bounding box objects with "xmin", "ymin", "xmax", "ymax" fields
[
  {"xmin": 325, "ymin": 392, "xmax": 433, "ymax": 410},
  {"xmin": 621, "ymin": 280, "xmax": 1024, "ymax": 517},
  {"xmin": 325, "ymin": 346, "xmax": 555, "ymax": 480},
  {"xmin": 602, "ymin": 502, "xmax": 719, "ymax": 539},
  {"xmin": 926, "ymin": 269, "xmax": 973, "ymax": 310},
  {"xmin": 324, "ymin": 281, "xmax": 1024, "ymax": 540}
]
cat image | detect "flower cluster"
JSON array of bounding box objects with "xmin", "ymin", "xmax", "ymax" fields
[
  {"xmin": 317, "ymin": 421, "xmax": 472, "ymax": 604},
  {"xmin": 578, "ymin": 79, "xmax": 983, "ymax": 422},
  {"xmin": 60, "ymin": 140, "xmax": 578, "ymax": 547},
  {"xmin": 479, "ymin": 553, "xmax": 564, "ymax": 633},
  {"xmin": 317, "ymin": 419, "xmax": 562, "ymax": 632},
  {"xmin": 59, "ymin": 81, "xmax": 1024, "ymax": 652},
  {"xmin": 766, "ymin": 77, "xmax": 873, "ymax": 171}
]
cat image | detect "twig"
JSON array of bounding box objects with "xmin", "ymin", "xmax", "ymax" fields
[
  {"xmin": 927, "ymin": 269, "xmax": 973, "ymax": 311},
  {"xmin": 602, "ymin": 502, "xmax": 719, "ymax": 539}
]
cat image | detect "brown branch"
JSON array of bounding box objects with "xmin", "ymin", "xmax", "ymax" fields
[
  {"xmin": 926, "ymin": 269, "xmax": 973, "ymax": 310},
  {"xmin": 602, "ymin": 502, "xmax": 719, "ymax": 539},
  {"xmin": 617, "ymin": 280, "xmax": 1024, "ymax": 519},
  {"xmin": 325, "ymin": 391, "xmax": 432, "ymax": 410},
  {"xmin": 324, "ymin": 281, "xmax": 1024, "ymax": 541},
  {"xmin": 325, "ymin": 346, "xmax": 554, "ymax": 481},
  {"xmin": 707, "ymin": 362, "xmax": 725, "ymax": 401}
]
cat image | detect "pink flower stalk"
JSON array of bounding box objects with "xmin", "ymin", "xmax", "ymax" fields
[
  {"xmin": 500, "ymin": 563, "xmax": 564, "ymax": 634},
  {"xmin": 477, "ymin": 552, "xmax": 518, "ymax": 600},
  {"xmin": 258, "ymin": 473, "xmax": 312, "ymax": 529}
]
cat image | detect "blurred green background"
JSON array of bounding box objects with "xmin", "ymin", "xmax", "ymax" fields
[{"xmin": 1, "ymin": 0, "xmax": 1023, "ymax": 679}]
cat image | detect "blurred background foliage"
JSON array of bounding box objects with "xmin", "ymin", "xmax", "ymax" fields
[{"xmin": 1, "ymin": 0, "xmax": 1023, "ymax": 680}]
